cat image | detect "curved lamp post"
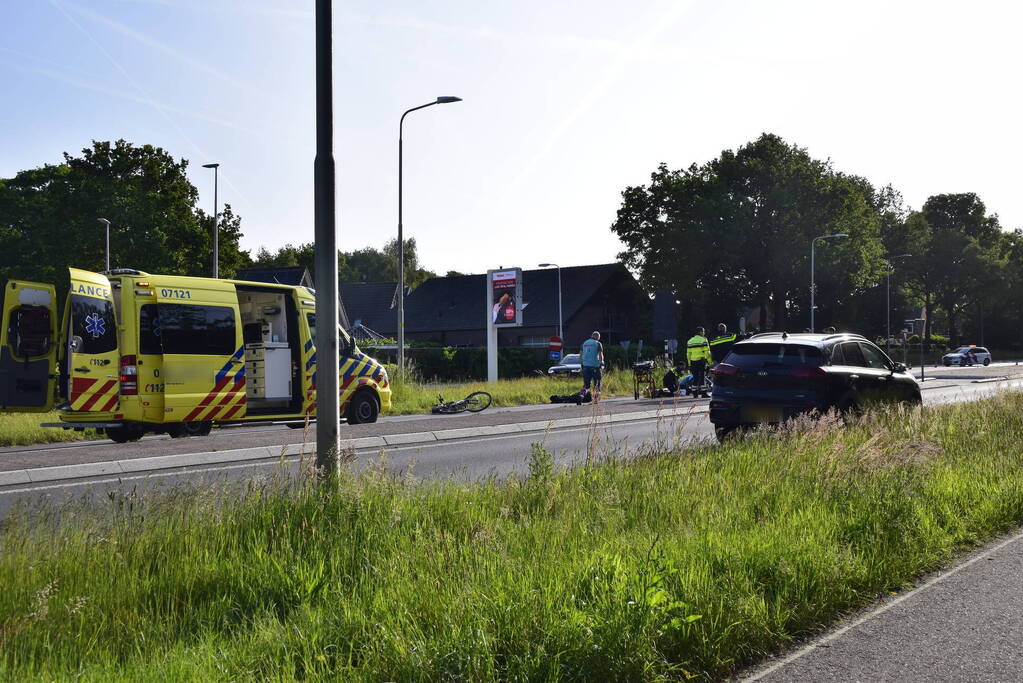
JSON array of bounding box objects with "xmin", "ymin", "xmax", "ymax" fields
[
  {"xmin": 97, "ymin": 218, "xmax": 111, "ymax": 272},
  {"xmin": 202, "ymin": 163, "xmax": 220, "ymax": 278},
  {"xmin": 810, "ymin": 233, "xmax": 848, "ymax": 333},
  {"xmin": 538, "ymin": 263, "xmax": 562, "ymax": 340},
  {"xmin": 397, "ymin": 96, "xmax": 462, "ymax": 372}
]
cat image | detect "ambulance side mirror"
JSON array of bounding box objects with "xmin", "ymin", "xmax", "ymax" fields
[{"xmin": 69, "ymin": 335, "xmax": 83, "ymax": 353}]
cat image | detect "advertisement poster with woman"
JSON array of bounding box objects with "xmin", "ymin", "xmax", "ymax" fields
[{"xmin": 488, "ymin": 268, "xmax": 522, "ymax": 327}]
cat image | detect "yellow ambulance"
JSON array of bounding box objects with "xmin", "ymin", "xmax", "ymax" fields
[{"xmin": 1, "ymin": 268, "xmax": 391, "ymax": 442}]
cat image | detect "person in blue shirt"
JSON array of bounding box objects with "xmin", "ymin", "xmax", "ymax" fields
[{"xmin": 580, "ymin": 331, "xmax": 604, "ymax": 404}]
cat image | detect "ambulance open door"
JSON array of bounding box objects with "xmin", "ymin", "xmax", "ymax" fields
[
  {"xmin": 66, "ymin": 269, "xmax": 121, "ymax": 413},
  {"xmin": 0, "ymin": 280, "xmax": 58, "ymax": 412}
]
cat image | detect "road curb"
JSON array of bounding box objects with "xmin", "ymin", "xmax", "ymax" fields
[{"xmin": 1, "ymin": 404, "xmax": 705, "ymax": 487}]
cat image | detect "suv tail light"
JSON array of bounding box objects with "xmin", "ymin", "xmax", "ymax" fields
[
  {"xmin": 712, "ymin": 363, "xmax": 739, "ymax": 377},
  {"xmin": 791, "ymin": 366, "xmax": 828, "ymax": 381},
  {"xmin": 120, "ymin": 354, "xmax": 138, "ymax": 395}
]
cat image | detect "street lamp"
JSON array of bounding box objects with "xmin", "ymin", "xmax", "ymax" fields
[
  {"xmin": 884, "ymin": 253, "xmax": 912, "ymax": 353},
  {"xmin": 538, "ymin": 263, "xmax": 563, "ymax": 340},
  {"xmin": 202, "ymin": 163, "xmax": 220, "ymax": 278},
  {"xmin": 97, "ymin": 218, "xmax": 111, "ymax": 272},
  {"xmin": 397, "ymin": 95, "xmax": 462, "ymax": 372},
  {"xmin": 810, "ymin": 233, "xmax": 848, "ymax": 333}
]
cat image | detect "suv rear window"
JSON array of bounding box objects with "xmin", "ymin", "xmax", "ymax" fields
[{"xmin": 723, "ymin": 343, "xmax": 823, "ymax": 370}]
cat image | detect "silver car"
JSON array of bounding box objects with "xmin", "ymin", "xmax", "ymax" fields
[
  {"xmin": 548, "ymin": 353, "xmax": 582, "ymax": 376},
  {"xmin": 942, "ymin": 346, "xmax": 991, "ymax": 366}
]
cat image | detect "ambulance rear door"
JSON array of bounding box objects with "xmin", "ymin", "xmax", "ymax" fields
[
  {"xmin": 151, "ymin": 278, "xmax": 245, "ymax": 423},
  {"xmin": 0, "ymin": 280, "xmax": 58, "ymax": 412},
  {"xmin": 67, "ymin": 269, "xmax": 121, "ymax": 413}
]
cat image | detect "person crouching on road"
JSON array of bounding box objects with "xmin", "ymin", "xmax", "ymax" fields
[
  {"xmin": 686, "ymin": 326, "xmax": 712, "ymax": 398},
  {"xmin": 581, "ymin": 331, "xmax": 604, "ymax": 404}
]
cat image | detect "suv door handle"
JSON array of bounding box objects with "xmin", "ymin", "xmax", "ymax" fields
[
  {"xmin": 74, "ymin": 367, "xmax": 91, "ymax": 373},
  {"xmin": 848, "ymin": 374, "xmax": 859, "ymax": 380}
]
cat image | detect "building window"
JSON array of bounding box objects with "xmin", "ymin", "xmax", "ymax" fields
[{"xmin": 518, "ymin": 335, "xmax": 549, "ymax": 347}]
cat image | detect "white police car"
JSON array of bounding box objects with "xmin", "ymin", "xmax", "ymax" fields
[{"xmin": 942, "ymin": 346, "xmax": 991, "ymax": 367}]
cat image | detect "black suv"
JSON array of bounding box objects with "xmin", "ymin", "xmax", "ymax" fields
[{"xmin": 709, "ymin": 333, "xmax": 921, "ymax": 441}]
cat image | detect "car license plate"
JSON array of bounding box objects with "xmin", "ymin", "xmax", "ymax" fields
[{"xmin": 741, "ymin": 404, "xmax": 782, "ymax": 423}]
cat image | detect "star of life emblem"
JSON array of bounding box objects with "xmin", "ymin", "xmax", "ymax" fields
[{"xmin": 85, "ymin": 312, "xmax": 106, "ymax": 339}]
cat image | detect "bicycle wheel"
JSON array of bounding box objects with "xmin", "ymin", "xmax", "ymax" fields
[{"xmin": 464, "ymin": 391, "xmax": 492, "ymax": 412}]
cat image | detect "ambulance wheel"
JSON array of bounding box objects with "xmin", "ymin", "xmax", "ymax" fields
[
  {"xmin": 106, "ymin": 426, "xmax": 144, "ymax": 444},
  {"xmin": 346, "ymin": 390, "xmax": 379, "ymax": 424},
  {"xmin": 168, "ymin": 421, "xmax": 213, "ymax": 438}
]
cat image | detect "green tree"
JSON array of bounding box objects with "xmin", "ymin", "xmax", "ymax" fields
[
  {"xmin": 0, "ymin": 140, "xmax": 251, "ymax": 295},
  {"xmin": 920, "ymin": 194, "xmax": 1001, "ymax": 344},
  {"xmin": 612, "ymin": 133, "xmax": 884, "ymax": 330},
  {"xmin": 252, "ymin": 238, "xmax": 438, "ymax": 288}
]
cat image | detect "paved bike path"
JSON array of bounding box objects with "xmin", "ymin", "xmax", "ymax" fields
[{"xmin": 745, "ymin": 528, "xmax": 1023, "ymax": 682}]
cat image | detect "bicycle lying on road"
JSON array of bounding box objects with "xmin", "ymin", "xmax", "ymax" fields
[{"xmin": 431, "ymin": 391, "xmax": 493, "ymax": 414}]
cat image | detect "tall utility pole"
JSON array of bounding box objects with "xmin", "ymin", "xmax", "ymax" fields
[
  {"xmin": 202, "ymin": 163, "xmax": 220, "ymax": 277},
  {"xmin": 397, "ymin": 95, "xmax": 461, "ymax": 373},
  {"xmin": 313, "ymin": 0, "xmax": 340, "ymax": 473},
  {"xmin": 810, "ymin": 233, "xmax": 848, "ymax": 332},
  {"xmin": 97, "ymin": 218, "xmax": 111, "ymax": 272}
]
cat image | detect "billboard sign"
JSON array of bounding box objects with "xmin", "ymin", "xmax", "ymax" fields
[{"xmin": 488, "ymin": 268, "xmax": 522, "ymax": 327}]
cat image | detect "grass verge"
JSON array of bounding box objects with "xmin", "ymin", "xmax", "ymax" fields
[
  {"xmin": 0, "ymin": 412, "xmax": 98, "ymax": 447},
  {"xmin": 4, "ymin": 393, "xmax": 1022, "ymax": 680},
  {"xmin": 387, "ymin": 368, "xmax": 635, "ymax": 415}
]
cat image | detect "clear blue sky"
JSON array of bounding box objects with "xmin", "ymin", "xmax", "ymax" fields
[{"xmin": 2, "ymin": 0, "xmax": 1021, "ymax": 276}]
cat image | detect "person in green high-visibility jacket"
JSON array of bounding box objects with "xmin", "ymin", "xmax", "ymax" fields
[
  {"xmin": 709, "ymin": 322, "xmax": 739, "ymax": 364},
  {"xmin": 686, "ymin": 326, "xmax": 712, "ymax": 398}
]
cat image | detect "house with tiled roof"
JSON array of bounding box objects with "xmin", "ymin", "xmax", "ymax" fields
[{"xmin": 391, "ymin": 263, "xmax": 651, "ymax": 348}]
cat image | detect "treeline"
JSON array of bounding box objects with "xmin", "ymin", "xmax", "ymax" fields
[
  {"xmin": 0, "ymin": 140, "xmax": 250, "ymax": 296},
  {"xmin": 0, "ymin": 140, "xmax": 449, "ymax": 298},
  {"xmin": 612, "ymin": 133, "xmax": 1019, "ymax": 348},
  {"xmin": 251, "ymin": 238, "xmax": 443, "ymax": 289}
]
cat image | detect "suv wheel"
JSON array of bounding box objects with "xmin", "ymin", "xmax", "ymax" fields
[
  {"xmin": 106, "ymin": 425, "xmax": 144, "ymax": 443},
  {"xmin": 983, "ymin": 358, "xmax": 991, "ymax": 366}
]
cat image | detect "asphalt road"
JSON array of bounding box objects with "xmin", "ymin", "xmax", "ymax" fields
[
  {"xmin": 2, "ymin": 360, "xmax": 1019, "ymax": 472},
  {"xmin": 1, "ymin": 364, "xmax": 1020, "ymax": 520}
]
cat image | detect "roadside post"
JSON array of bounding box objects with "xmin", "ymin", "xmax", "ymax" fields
[
  {"xmin": 906, "ymin": 318, "xmax": 925, "ymax": 382},
  {"xmin": 313, "ymin": 0, "xmax": 340, "ymax": 473},
  {"xmin": 486, "ymin": 268, "xmax": 523, "ymax": 382}
]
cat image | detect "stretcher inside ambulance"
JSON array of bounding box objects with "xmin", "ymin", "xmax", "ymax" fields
[{"xmin": 1, "ymin": 268, "xmax": 390, "ymax": 443}]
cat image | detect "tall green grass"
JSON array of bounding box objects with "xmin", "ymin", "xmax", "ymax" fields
[
  {"xmin": 3, "ymin": 394, "xmax": 1023, "ymax": 680},
  {"xmin": 0, "ymin": 412, "xmax": 97, "ymax": 447}
]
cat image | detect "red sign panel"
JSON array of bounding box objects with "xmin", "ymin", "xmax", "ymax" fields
[{"xmin": 549, "ymin": 336, "xmax": 562, "ymax": 351}]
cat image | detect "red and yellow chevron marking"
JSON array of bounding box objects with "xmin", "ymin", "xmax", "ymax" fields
[
  {"xmin": 181, "ymin": 371, "xmax": 247, "ymax": 423},
  {"xmin": 70, "ymin": 377, "xmax": 119, "ymax": 413},
  {"xmin": 302, "ymin": 384, "xmax": 315, "ymax": 417}
]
